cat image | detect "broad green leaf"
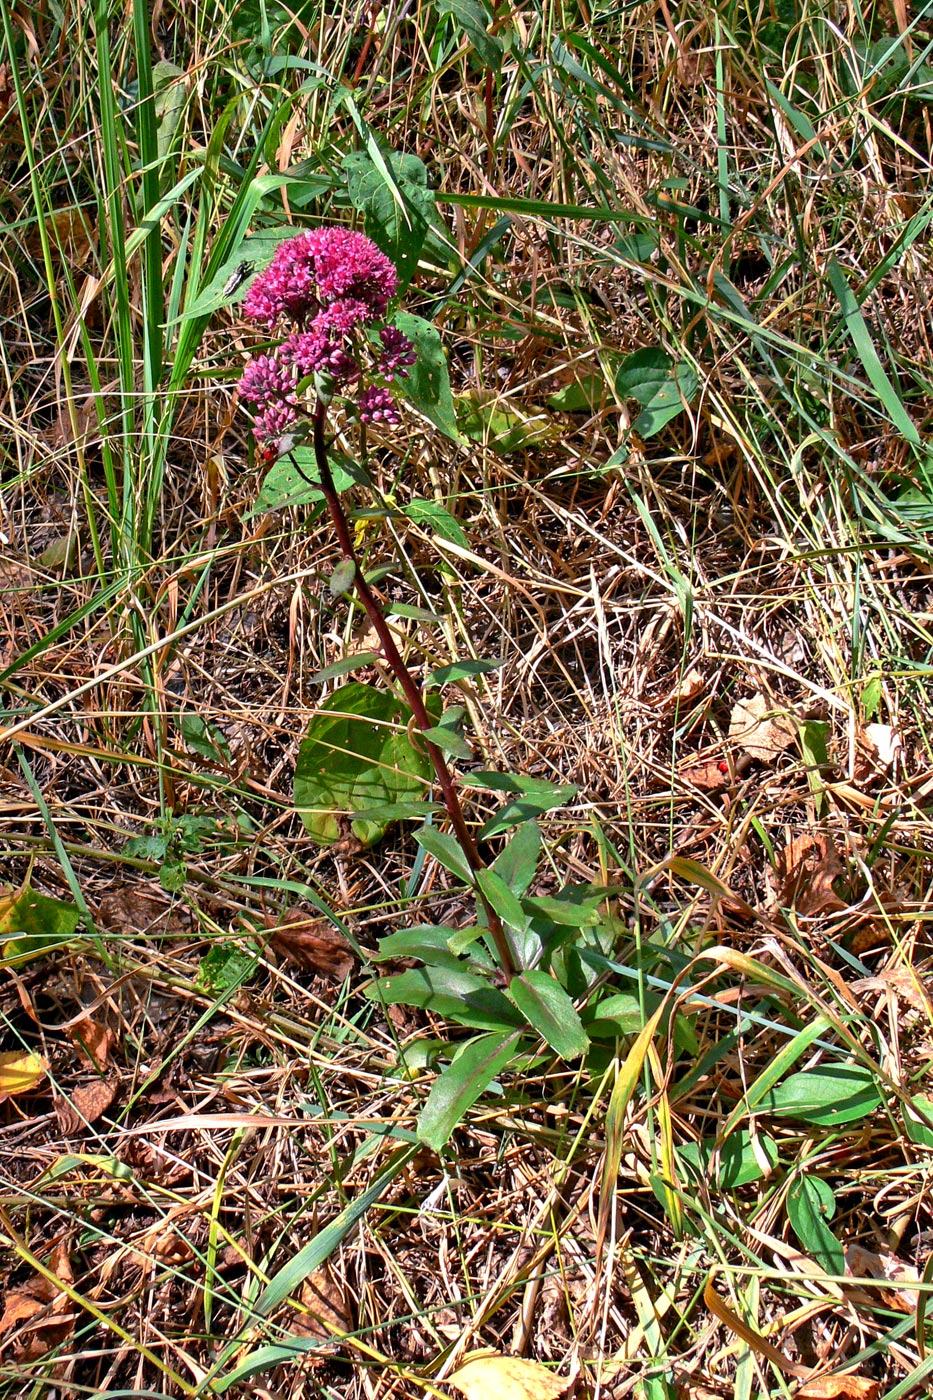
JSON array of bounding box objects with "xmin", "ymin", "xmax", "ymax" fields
[
  {"xmin": 509, "ymin": 971, "xmax": 589, "ymax": 1060},
  {"xmin": 904, "ymin": 1095, "xmax": 933, "ymax": 1147},
  {"xmin": 328, "ymin": 559, "xmax": 357, "ymax": 597},
  {"xmin": 198, "ymin": 941, "xmax": 257, "ymax": 994},
  {"xmin": 250, "ymin": 450, "xmax": 357, "ymax": 516},
  {"xmin": 422, "ymin": 713, "xmax": 474, "ymax": 759},
  {"xmin": 402, "ymin": 499, "xmax": 468, "ymax": 547},
  {"xmin": 548, "ymin": 372, "xmax": 612, "ymax": 413},
  {"xmin": 365, "ymin": 966, "xmax": 523, "ymax": 1032},
  {"xmin": 523, "ymin": 887, "xmax": 606, "ymax": 927},
  {"xmin": 678, "ymin": 1130, "xmax": 779, "ymax": 1188},
  {"xmin": 294, "ymin": 683, "xmax": 434, "ymax": 847},
  {"xmin": 475, "ymin": 869, "xmax": 530, "ymax": 933},
  {"xmin": 615, "ymin": 348, "xmax": 699, "ymax": 437},
  {"xmin": 425, "ymin": 658, "xmax": 505, "ymax": 688},
  {"xmin": 414, "ymin": 825, "xmax": 476, "ymax": 884},
  {"xmin": 374, "ymin": 925, "xmax": 473, "ymax": 968},
  {"xmin": 308, "ymin": 654, "xmax": 380, "ymax": 684},
  {"xmin": 0, "ymin": 882, "xmax": 82, "ymax": 965},
  {"xmin": 786, "ymin": 1174, "xmax": 844, "ymax": 1274},
  {"xmin": 455, "ymin": 392, "xmax": 556, "ymax": 454},
  {"xmin": 395, "ymin": 313, "xmax": 460, "ymax": 441},
  {"xmin": 153, "ymin": 60, "xmax": 186, "ymax": 165},
  {"xmin": 586, "ymin": 991, "xmax": 698, "ymax": 1055},
  {"xmin": 343, "ymin": 150, "xmax": 434, "ymax": 289},
  {"xmin": 459, "ymin": 772, "xmax": 578, "ymax": 799},
  {"xmin": 761, "ymin": 1064, "xmax": 882, "ymax": 1125},
  {"xmin": 434, "ymin": 0, "xmax": 502, "ymax": 69},
  {"xmin": 492, "ymin": 821, "xmax": 541, "ymax": 897},
  {"xmin": 179, "ymin": 713, "xmax": 232, "ymax": 763},
  {"xmin": 417, "ymin": 1031, "xmax": 521, "ymax": 1151}
]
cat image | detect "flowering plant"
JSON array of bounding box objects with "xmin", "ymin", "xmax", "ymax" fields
[
  {"xmin": 236, "ymin": 226, "xmax": 594, "ymax": 1149},
  {"xmin": 238, "ymin": 227, "xmax": 416, "ymax": 457}
]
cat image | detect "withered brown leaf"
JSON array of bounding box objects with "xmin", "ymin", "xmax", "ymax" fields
[{"xmin": 267, "ymin": 911, "xmax": 355, "ymax": 982}]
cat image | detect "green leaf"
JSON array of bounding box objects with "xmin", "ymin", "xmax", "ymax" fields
[
  {"xmin": 394, "ymin": 313, "xmax": 460, "ymax": 441},
  {"xmin": 417, "ymin": 1031, "xmax": 521, "ymax": 1151},
  {"xmin": 373, "ymin": 925, "xmax": 473, "ymax": 969},
  {"xmin": 160, "ymin": 859, "xmax": 188, "ymax": 892},
  {"xmin": 459, "ymin": 772, "xmax": 578, "ymax": 798},
  {"xmin": 492, "ymin": 821, "xmax": 541, "ymax": 897},
  {"xmin": 586, "ymin": 991, "xmax": 698, "ymax": 1055},
  {"xmin": 343, "ymin": 149, "xmax": 434, "ymax": 290},
  {"xmin": 799, "ymin": 718, "xmax": 830, "ymax": 816},
  {"xmin": 0, "ymin": 882, "xmax": 82, "ymax": 965},
  {"xmin": 827, "ymin": 256, "xmax": 922, "ymax": 447},
  {"xmin": 153, "ymin": 60, "xmax": 186, "ymax": 166},
  {"xmin": 786, "ymin": 1174, "xmax": 844, "ymax": 1275},
  {"xmin": 475, "ymin": 869, "xmax": 530, "ymax": 933},
  {"xmin": 329, "ymin": 559, "xmax": 357, "ymax": 597},
  {"xmin": 455, "ymin": 392, "xmax": 556, "ymax": 454},
  {"xmin": 761, "ymin": 1064, "xmax": 882, "ymax": 1125},
  {"xmin": 523, "ymin": 888, "xmax": 605, "ymax": 927},
  {"xmin": 308, "ymin": 654, "xmax": 381, "ymax": 684},
  {"xmin": 421, "ymin": 725, "xmax": 474, "ymax": 759},
  {"xmin": 198, "ymin": 941, "xmax": 257, "ymax": 994},
  {"xmin": 179, "ymin": 713, "xmax": 232, "ymax": 763},
  {"xmin": 294, "ymin": 682, "xmax": 434, "ymax": 847},
  {"xmin": 548, "ymin": 372, "xmax": 612, "ymax": 413},
  {"xmin": 480, "ymin": 790, "xmax": 578, "ymax": 838},
  {"xmin": 904, "ymin": 1095, "xmax": 933, "ymax": 1147},
  {"xmin": 414, "ymin": 825, "xmax": 476, "ymax": 885},
  {"xmin": 365, "ymin": 966, "xmax": 523, "ymax": 1032},
  {"xmin": 425, "ymin": 658, "xmax": 505, "ymax": 688},
  {"xmin": 615, "ymin": 348, "xmax": 699, "ymax": 437},
  {"xmin": 250, "ymin": 450, "xmax": 357, "ymax": 516},
  {"xmin": 509, "ymin": 971, "xmax": 589, "ymax": 1060},
  {"xmin": 402, "ymin": 499, "xmax": 468, "ymax": 548},
  {"xmin": 678, "ymin": 1130, "xmax": 779, "ymax": 1188},
  {"xmin": 434, "ymin": 0, "xmax": 503, "ymax": 69}
]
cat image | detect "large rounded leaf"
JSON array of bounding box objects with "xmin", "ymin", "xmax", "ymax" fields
[{"xmin": 294, "ymin": 683, "xmax": 434, "ymax": 847}]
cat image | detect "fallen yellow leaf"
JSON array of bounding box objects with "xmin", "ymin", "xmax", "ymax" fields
[
  {"xmin": 448, "ymin": 1352, "xmax": 568, "ymax": 1400},
  {"xmin": 0, "ymin": 1051, "xmax": 46, "ymax": 1101}
]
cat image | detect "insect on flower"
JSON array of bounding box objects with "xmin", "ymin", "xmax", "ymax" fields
[{"xmin": 222, "ymin": 261, "xmax": 254, "ymax": 298}]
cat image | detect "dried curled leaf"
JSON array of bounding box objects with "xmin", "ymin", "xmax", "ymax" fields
[
  {"xmin": 729, "ymin": 692, "xmax": 796, "ymax": 763},
  {"xmin": 795, "ymin": 1376, "xmax": 880, "ymax": 1399},
  {"xmin": 448, "ymin": 1352, "xmax": 569, "ymax": 1400},
  {"xmin": 267, "ymin": 911, "xmax": 355, "ymax": 982},
  {"xmin": 291, "ymin": 1262, "xmax": 352, "ymax": 1346},
  {"xmin": 775, "ymin": 833, "xmax": 846, "ymax": 916}
]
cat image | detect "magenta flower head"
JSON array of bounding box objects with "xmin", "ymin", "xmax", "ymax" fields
[
  {"xmin": 236, "ymin": 226, "xmax": 415, "ymax": 459},
  {"xmin": 242, "ymin": 228, "xmax": 398, "ymax": 328}
]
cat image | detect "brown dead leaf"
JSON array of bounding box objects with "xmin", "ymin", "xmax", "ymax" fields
[
  {"xmin": 448, "ymin": 1352, "xmax": 569, "ymax": 1400},
  {"xmin": 68, "ymin": 1015, "xmax": 113, "ymax": 1070},
  {"xmin": 795, "ymin": 1375, "xmax": 880, "ymax": 1399},
  {"xmin": 0, "ymin": 1051, "xmax": 46, "ymax": 1103},
  {"xmin": 775, "ymin": 833, "xmax": 846, "ymax": 916},
  {"xmin": 291, "ymin": 1262, "xmax": 352, "ymax": 1345},
  {"xmin": 55, "ymin": 1079, "xmax": 117, "ymax": 1135},
  {"xmin": 267, "ymin": 911, "xmax": 355, "ymax": 981},
  {"xmin": 729, "ymin": 692, "xmax": 796, "ymax": 763},
  {"xmin": 681, "ymin": 758, "xmax": 731, "ymax": 792},
  {"xmin": 0, "ymin": 1241, "xmax": 74, "ymax": 1361},
  {"xmin": 97, "ymin": 885, "xmax": 191, "ymax": 938},
  {"xmin": 666, "ymin": 666, "xmax": 707, "ymax": 707},
  {"xmin": 844, "ymin": 1244, "xmax": 918, "ymax": 1313}
]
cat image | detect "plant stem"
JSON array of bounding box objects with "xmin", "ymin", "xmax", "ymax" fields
[{"xmin": 312, "ymin": 400, "xmax": 516, "ymax": 980}]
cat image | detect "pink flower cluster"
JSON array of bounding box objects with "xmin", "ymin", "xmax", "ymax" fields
[{"xmin": 237, "ymin": 227, "xmax": 414, "ymax": 455}]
